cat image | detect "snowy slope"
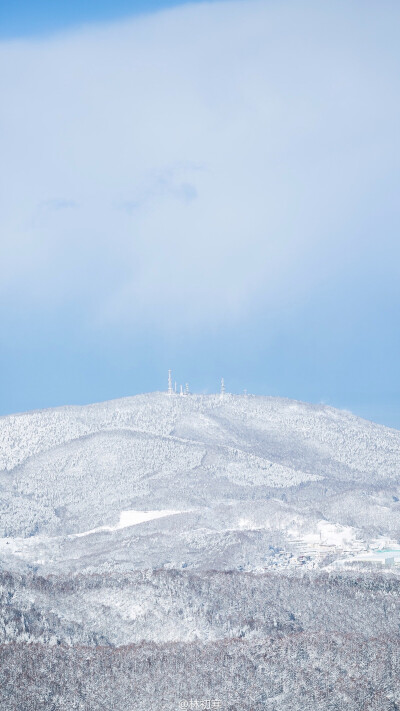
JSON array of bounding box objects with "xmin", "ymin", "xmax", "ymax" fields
[
  {"xmin": 0, "ymin": 393, "xmax": 399, "ymax": 577},
  {"xmin": 1, "ymin": 390, "xmax": 400, "ymax": 706}
]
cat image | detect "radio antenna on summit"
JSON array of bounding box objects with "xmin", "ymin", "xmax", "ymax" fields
[
  {"xmin": 220, "ymin": 378, "xmax": 225, "ymax": 399},
  {"xmin": 168, "ymin": 370, "xmax": 173, "ymax": 395}
]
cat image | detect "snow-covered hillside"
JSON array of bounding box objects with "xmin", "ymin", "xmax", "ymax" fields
[
  {"xmin": 1, "ymin": 392, "xmax": 399, "ymax": 575},
  {"xmin": 1, "ymin": 393, "xmax": 400, "ymax": 710}
]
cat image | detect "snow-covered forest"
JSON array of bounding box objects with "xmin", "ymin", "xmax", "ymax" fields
[{"xmin": 1, "ymin": 392, "xmax": 400, "ymax": 708}]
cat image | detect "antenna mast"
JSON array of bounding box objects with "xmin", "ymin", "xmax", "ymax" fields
[
  {"xmin": 220, "ymin": 377, "xmax": 225, "ymax": 399},
  {"xmin": 168, "ymin": 370, "xmax": 173, "ymax": 395}
]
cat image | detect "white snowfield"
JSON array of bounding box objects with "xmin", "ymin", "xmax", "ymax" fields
[
  {"xmin": 0, "ymin": 392, "xmax": 399, "ymax": 574},
  {"xmin": 73, "ymin": 509, "xmax": 183, "ymax": 537}
]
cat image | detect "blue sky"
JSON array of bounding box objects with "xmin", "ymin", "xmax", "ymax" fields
[
  {"xmin": 0, "ymin": 0, "xmax": 214, "ymax": 38},
  {"xmin": 1, "ymin": 0, "xmax": 400, "ymax": 428}
]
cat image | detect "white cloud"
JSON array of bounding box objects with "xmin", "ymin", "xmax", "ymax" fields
[{"xmin": 0, "ymin": 0, "xmax": 399, "ymax": 330}]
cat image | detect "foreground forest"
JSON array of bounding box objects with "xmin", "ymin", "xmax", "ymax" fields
[
  {"xmin": 2, "ymin": 629, "xmax": 399, "ymax": 709},
  {"xmin": 1, "ymin": 568, "xmax": 400, "ymax": 709}
]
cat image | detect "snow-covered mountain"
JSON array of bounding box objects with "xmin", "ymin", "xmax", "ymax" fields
[
  {"xmin": 1, "ymin": 392, "xmax": 399, "ymax": 575},
  {"xmin": 1, "ymin": 393, "xmax": 400, "ymax": 710}
]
